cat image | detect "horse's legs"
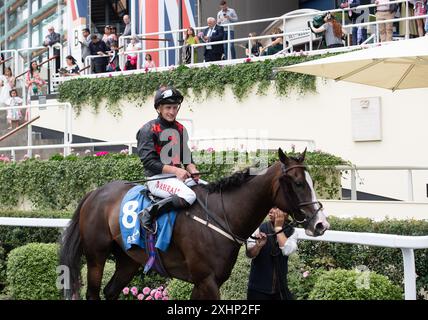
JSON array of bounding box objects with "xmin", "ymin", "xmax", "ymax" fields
[
  {"xmin": 103, "ymin": 244, "xmax": 141, "ymax": 300},
  {"xmin": 191, "ymin": 275, "xmax": 220, "ymax": 300},
  {"xmin": 86, "ymin": 256, "xmax": 108, "ymax": 300},
  {"xmin": 85, "ymin": 240, "xmax": 112, "ymax": 300}
]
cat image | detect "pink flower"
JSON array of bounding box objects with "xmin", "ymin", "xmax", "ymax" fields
[
  {"xmin": 145, "ymin": 296, "xmax": 153, "ymax": 300},
  {"xmin": 137, "ymin": 293, "xmax": 144, "ymax": 300},
  {"xmin": 162, "ymin": 296, "xmax": 169, "ymax": 300},
  {"xmin": 142, "ymin": 287, "xmax": 151, "ymax": 295},
  {"xmin": 245, "ymin": 57, "xmax": 251, "ymax": 63},
  {"xmin": 130, "ymin": 286, "xmax": 138, "ymax": 296},
  {"xmin": 303, "ymin": 271, "xmax": 310, "ymax": 278},
  {"xmin": 163, "ymin": 289, "xmax": 168, "ymax": 297},
  {"xmin": 0, "ymin": 154, "xmax": 10, "ymax": 163},
  {"xmin": 95, "ymin": 151, "xmax": 109, "ymax": 157},
  {"xmin": 122, "ymin": 287, "xmax": 129, "ymax": 295},
  {"xmin": 109, "ymin": 74, "xmax": 112, "ymax": 77},
  {"xmin": 150, "ymin": 289, "xmax": 157, "ymax": 297},
  {"xmin": 154, "ymin": 291, "xmax": 163, "ymax": 300},
  {"xmin": 144, "ymin": 67, "xmax": 149, "ymax": 72},
  {"xmin": 206, "ymin": 147, "xmax": 215, "ymax": 153}
]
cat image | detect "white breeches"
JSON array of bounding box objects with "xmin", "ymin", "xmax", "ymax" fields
[{"xmin": 146, "ymin": 174, "xmax": 207, "ymax": 205}]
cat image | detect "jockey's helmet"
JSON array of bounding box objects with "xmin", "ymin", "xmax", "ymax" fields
[{"xmin": 154, "ymin": 86, "xmax": 184, "ymax": 108}]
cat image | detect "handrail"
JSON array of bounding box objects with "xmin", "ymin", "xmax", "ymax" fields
[
  {"xmin": 119, "ymin": 0, "xmax": 409, "ymax": 43},
  {"xmin": 0, "ymin": 102, "xmax": 73, "ymax": 159},
  {"xmin": 0, "ymin": 115, "xmax": 40, "ymax": 143},
  {"xmin": 336, "ymin": 166, "xmax": 428, "ymax": 202},
  {"xmin": 295, "ymin": 228, "xmax": 428, "ymax": 300}
]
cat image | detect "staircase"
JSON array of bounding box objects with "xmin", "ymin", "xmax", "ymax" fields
[
  {"xmin": 91, "ymin": 0, "xmax": 128, "ymax": 35},
  {"xmin": 0, "ymin": 110, "xmax": 63, "ymax": 161}
]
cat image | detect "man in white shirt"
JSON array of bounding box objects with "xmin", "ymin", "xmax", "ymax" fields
[
  {"xmin": 216, "ymin": 0, "xmax": 238, "ymax": 59},
  {"xmin": 246, "ymin": 207, "xmax": 298, "ymax": 300}
]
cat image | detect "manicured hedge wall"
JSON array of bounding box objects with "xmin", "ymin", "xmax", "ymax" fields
[{"xmin": 0, "ymin": 150, "xmax": 345, "ymax": 211}]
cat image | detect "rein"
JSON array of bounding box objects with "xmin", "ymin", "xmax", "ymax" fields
[{"xmin": 192, "ymin": 192, "xmax": 247, "ymax": 245}]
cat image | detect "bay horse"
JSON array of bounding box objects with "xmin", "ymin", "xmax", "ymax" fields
[{"xmin": 59, "ymin": 148, "xmax": 329, "ymax": 299}]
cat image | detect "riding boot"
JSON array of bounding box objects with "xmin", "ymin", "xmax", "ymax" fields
[{"xmin": 139, "ymin": 195, "xmax": 190, "ymax": 234}]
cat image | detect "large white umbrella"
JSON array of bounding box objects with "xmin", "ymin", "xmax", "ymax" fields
[{"xmin": 278, "ymin": 37, "xmax": 428, "ymax": 91}]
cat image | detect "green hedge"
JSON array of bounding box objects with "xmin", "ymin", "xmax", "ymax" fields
[
  {"xmin": 5, "ymin": 245, "xmax": 167, "ymax": 300},
  {"xmin": 297, "ymin": 216, "xmax": 428, "ymax": 299},
  {"xmin": 0, "ymin": 210, "xmax": 72, "ymax": 291},
  {"xmin": 3, "ymin": 215, "xmax": 427, "ymax": 300},
  {"xmin": 308, "ymin": 269, "xmax": 403, "ymax": 300},
  {"xmin": 58, "ymin": 57, "xmax": 318, "ymax": 116},
  {"xmin": 6, "ymin": 243, "xmax": 60, "ymax": 300},
  {"xmin": 0, "ymin": 150, "xmax": 345, "ymax": 211}
]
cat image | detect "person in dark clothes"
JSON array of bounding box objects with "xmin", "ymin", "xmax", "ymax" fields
[
  {"xmin": 88, "ymin": 34, "xmax": 109, "ymax": 74},
  {"xmin": 246, "ymin": 207, "xmax": 298, "ymax": 300},
  {"xmin": 201, "ymin": 17, "xmax": 224, "ymax": 62}
]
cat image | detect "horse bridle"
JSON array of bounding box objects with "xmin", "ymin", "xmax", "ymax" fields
[
  {"xmin": 280, "ymin": 163, "xmax": 324, "ymax": 228},
  {"xmin": 192, "ymin": 163, "xmax": 324, "ymax": 245}
]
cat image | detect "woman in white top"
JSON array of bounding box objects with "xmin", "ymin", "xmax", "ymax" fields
[{"xmin": 125, "ymin": 36, "xmax": 141, "ymax": 70}]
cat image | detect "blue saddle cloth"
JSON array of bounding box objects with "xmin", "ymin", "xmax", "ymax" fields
[{"xmin": 119, "ymin": 185, "xmax": 177, "ymax": 273}]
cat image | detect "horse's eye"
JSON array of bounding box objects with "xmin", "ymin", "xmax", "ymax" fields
[{"xmin": 295, "ymin": 182, "xmax": 304, "ymax": 188}]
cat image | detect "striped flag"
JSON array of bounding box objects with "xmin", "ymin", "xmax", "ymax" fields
[{"xmin": 135, "ymin": 0, "xmax": 197, "ymax": 67}]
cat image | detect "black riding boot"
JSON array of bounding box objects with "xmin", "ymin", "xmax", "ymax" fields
[{"xmin": 139, "ymin": 195, "xmax": 189, "ymax": 234}]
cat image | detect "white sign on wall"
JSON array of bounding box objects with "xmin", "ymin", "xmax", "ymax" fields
[{"xmin": 351, "ymin": 97, "xmax": 382, "ymax": 142}]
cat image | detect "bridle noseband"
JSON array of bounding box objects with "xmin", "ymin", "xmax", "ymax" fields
[{"xmin": 280, "ymin": 163, "xmax": 323, "ymax": 228}]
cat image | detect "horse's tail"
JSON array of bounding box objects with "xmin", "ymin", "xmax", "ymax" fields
[{"xmin": 59, "ymin": 191, "xmax": 93, "ymax": 299}]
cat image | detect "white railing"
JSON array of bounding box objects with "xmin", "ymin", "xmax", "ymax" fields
[
  {"xmin": 191, "ymin": 136, "xmax": 316, "ymax": 151},
  {"xmin": 0, "ymin": 102, "xmax": 72, "ymax": 158},
  {"xmin": 336, "ymin": 165, "xmax": 428, "ymax": 202},
  {"xmin": 3, "ymin": 0, "xmax": 423, "ymax": 88},
  {"xmin": 0, "ymin": 137, "xmax": 316, "ymax": 161},
  {"xmin": 295, "ymin": 228, "xmax": 428, "ymax": 300},
  {"xmin": 0, "ymin": 216, "xmax": 425, "ymax": 300},
  {"xmin": 46, "ymin": 0, "xmax": 425, "ymax": 83},
  {"xmin": 0, "ymin": 140, "xmax": 136, "ymax": 161}
]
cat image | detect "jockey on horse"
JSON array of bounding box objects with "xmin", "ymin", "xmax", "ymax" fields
[{"xmin": 136, "ymin": 86, "xmax": 204, "ymax": 234}]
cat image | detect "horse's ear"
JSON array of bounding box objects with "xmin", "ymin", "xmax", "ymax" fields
[
  {"xmin": 278, "ymin": 148, "xmax": 290, "ymax": 165},
  {"xmin": 298, "ymin": 147, "xmax": 307, "ymax": 163}
]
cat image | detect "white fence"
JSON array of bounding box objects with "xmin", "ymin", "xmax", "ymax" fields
[
  {"xmin": 336, "ymin": 166, "xmax": 428, "ymax": 202},
  {"xmin": 0, "ymin": 216, "xmax": 425, "ymax": 300}
]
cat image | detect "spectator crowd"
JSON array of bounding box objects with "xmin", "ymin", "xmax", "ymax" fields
[{"xmin": 1, "ymin": 0, "xmax": 427, "ymax": 123}]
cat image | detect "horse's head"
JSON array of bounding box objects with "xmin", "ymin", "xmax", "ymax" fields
[{"xmin": 273, "ymin": 148, "xmax": 330, "ymax": 237}]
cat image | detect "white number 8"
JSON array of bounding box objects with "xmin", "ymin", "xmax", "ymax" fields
[{"xmin": 121, "ymin": 200, "xmax": 139, "ymax": 229}]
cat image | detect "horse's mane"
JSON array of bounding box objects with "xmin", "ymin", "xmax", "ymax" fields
[{"xmin": 203, "ymin": 168, "xmax": 256, "ymax": 193}]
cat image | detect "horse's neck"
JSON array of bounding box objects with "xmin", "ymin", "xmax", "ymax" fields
[{"xmin": 223, "ymin": 165, "xmax": 278, "ymax": 239}]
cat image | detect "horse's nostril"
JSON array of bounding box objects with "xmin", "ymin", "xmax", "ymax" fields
[{"xmin": 315, "ymin": 222, "xmax": 324, "ymax": 230}]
